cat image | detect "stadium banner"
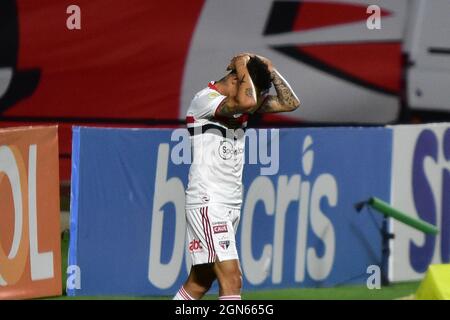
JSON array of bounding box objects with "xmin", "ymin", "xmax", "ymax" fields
[
  {"xmin": 389, "ymin": 124, "xmax": 450, "ymax": 282},
  {"xmin": 0, "ymin": 126, "xmax": 61, "ymax": 300},
  {"xmin": 1, "ymin": 0, "xmax": 404, "ymax": 123},
  {"xmin": 68, "ymin": 126, "xmax": 392, "ymax": 296},
  {"xmin": 1, "ymin": 0, "xmax": 406, "ymax": 181}
]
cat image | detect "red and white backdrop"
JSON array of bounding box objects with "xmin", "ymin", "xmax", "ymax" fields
[{"xmin": 0, "ymin": 0, "xmax": 407, "ymax": 180}]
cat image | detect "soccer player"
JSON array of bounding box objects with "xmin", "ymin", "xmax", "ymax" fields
[{"xmin": 173, "ymin": 53, "xmax": 300, "ymax": 300}]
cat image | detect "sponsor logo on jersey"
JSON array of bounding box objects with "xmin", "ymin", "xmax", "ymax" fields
[
  {"xmin": 189, "ymin": 239, "xmax": 202, "ymax": 252},
  {"xmin": 218, "ymin": 140, "xmax": 233, "ymax": 160},
  {"xmin": 213, "ymin": 224, "xmax": 228, "ymax": 234},
  {"xmin": 218, "ymin": 140, "xmax": 244, "ymax": 160}
]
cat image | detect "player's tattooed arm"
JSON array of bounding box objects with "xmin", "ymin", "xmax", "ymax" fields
[
  {"xmin": 272, "ymin": 70, "xmax": 300, "ymax": 109},
  {"xmin": 234, "ymin": 55, "xmax": 258, "ymax": 111},
  {"xmin": 257, "ymin": 69, "xmax": 301, "ymax": 113},
  {"xmin": 245, "ymin": 87, "xmax": 254, "ymax": 98},
  {"xmin": 216, "ymin": 54, "xmax": 259, "ymax": 117}
]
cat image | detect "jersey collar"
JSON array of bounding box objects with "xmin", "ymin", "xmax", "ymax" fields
[{"xmin": 208, "ymin": 81, "xmax": 219, "ymax": 92}]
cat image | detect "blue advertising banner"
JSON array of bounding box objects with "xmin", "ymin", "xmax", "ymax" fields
[
  {"xmin": 68, "ymin": 126, "xmax": 392, "ymax": 296},
  {"xmin": 390, "ymin": 124, "xmax": 450, "ymax": 282}
]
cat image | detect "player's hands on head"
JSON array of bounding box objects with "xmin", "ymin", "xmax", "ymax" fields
[
  {"xmin": 254, "ymin": 54, "xmax": 274, "ymax": 73},
  {"xmin": 227, "ymin": 53, "xmax": 251, "ymax": 71},
  {"xmin": 230, "ymin": 52, "xmax": 275, "ymax": 74}
]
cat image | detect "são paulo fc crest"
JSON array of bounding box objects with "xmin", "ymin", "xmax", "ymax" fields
[{"xmin": 219, "ymin": 240, "xmax": 230, "ymax": 250}]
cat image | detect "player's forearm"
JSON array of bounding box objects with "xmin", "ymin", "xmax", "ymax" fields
[
  {"xmin": 235, "ymin": 63, "xmax": 258, "ymax": 112},
  {"xmin": 271, "ymin": 69, "xmax": 300, "ymax": 111}
]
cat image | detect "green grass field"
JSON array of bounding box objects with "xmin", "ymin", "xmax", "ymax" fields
[{"xmin": 52, "ymin": 234, "xmax": 420, "ymax": 300}]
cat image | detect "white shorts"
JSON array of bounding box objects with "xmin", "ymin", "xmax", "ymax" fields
[{"xmin": 186, "ymin": 204, "xmax": 240, "ymax": 265}]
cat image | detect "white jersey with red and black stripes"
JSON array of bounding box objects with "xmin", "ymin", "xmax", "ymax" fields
[{"xmin": 185, "ymin": 82, "xmax": 248, "ymax": 208}]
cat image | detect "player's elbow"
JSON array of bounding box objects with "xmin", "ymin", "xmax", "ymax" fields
[
  {"xmin": 293, "ymin": 100, "xmax": 301, "ymax": 111},
  {"xmin": 291, "ymin": 97, "xmax": 301, "ymax": 111},
  {"xmin": 287, "ymin": 98, "xmax": 301, "ymax": 111}
]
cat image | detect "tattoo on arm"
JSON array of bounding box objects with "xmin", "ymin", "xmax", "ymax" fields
[
  {"xmin": 245, "ymin": 87, "xmax": 254, "ymax": 98},
  {"xmin": 271, "ymin": 70, "xmax": 300, "ymax": 108},
  {"xmin": 258, "ymin": 96, "xmax": 278, "ymax": 113}
]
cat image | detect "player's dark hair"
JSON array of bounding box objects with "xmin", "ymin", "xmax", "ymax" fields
[
  {"xmin": 217, "ymin": 69, "xmax": 236, "ymax": 83},
  {"xmin": 247, "ymin": 56, "xmax": 272, "ymax": 92}
]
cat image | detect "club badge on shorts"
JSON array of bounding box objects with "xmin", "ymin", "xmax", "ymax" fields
[{"xmin": 219, "ymin": 240, "xmax": 230, "ymax": 250}]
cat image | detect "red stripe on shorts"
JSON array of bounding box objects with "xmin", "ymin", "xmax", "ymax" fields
[
  {"xmin": 201, "ymin": 207, "xmax": 212, "ymax": 263},
  {"xmin": 205, "ymin": 206, "xmax": 216, "ymax": 263}
]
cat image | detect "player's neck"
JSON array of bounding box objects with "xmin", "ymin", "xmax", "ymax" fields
[{"xmin": 213, "ymin": 80, "xmax": 228, "ymax": 96}]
